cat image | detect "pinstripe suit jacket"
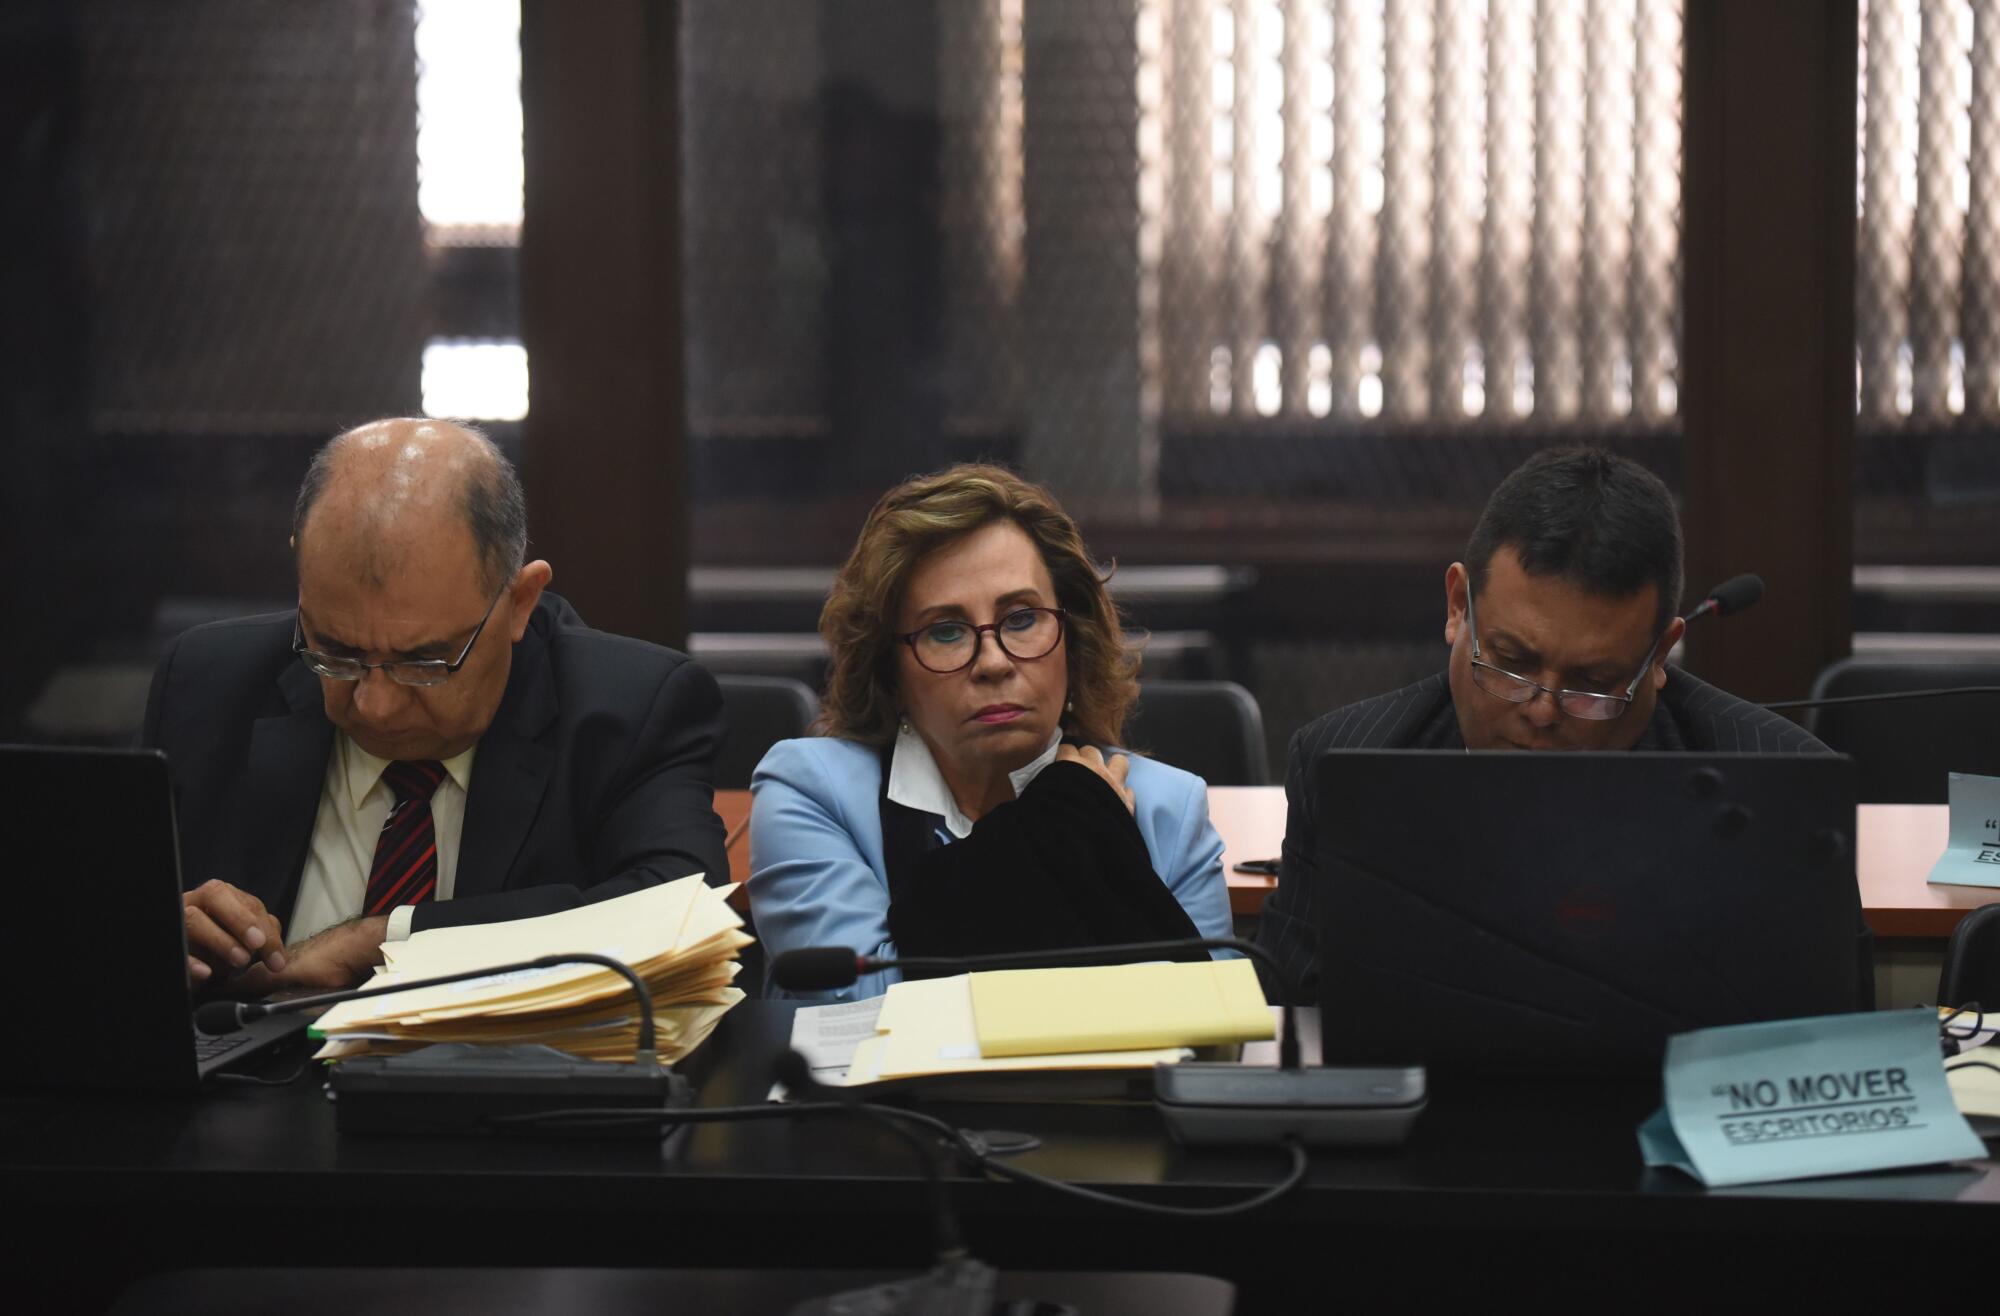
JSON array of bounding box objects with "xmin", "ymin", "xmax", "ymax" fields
[{"xmin": 1254, "ymin": 667, "xmax": 1833, "ymax": 1002}]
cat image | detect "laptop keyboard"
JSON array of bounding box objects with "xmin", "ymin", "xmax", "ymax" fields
[{"xmin": 193, "ymin": 1030, "xmax": 255, "ymax": 1064}]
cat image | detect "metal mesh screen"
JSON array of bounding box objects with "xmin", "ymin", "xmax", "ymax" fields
[
  {"xmin": 1154, "ymin": 0, "xmax": 1682, "ymax": 428},
  {"xmin": 1853, "ymin": 0, "xmax": 2000, "ymax": 571},
  {"xmin": 1856, "ymin": 0, "xmax": 1989, "ymax": 427},
  {"xmin": 3, "ymin": 0, "xmax": 501, "ymax": 744},
  {"xmin": 78, "ymin": 0, "xmax": 425, "ymax": 435},
  {"xmin": 682, "ymin": 0, "xmax": 1684, "ymax": 520},
  {"xmin": 680, "ymin": 0, "xmax": 1691, "ymax": 753},
  {"xmin": 680, "ymin": 0, "xmax": 828, "ymax": 433}
]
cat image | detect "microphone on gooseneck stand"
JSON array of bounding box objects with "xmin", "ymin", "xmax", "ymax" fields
[
  {"xmin": 772, "ymin": 939, "xmax": 1428, "ymax": 1147},
  {"xmin": 1663, "ymin": 571, "xmax": 1999, "ymax": 719},
  {"xmin": 768, "ymin": 946, "xmax": 878, "ymax": 994},
  {"xmin": 771, "ymin": 1050, "xmax": 1009, "ymax": 1316},
  {"xmin": 1683, "ymin": 573, "xmax": 1764, "ymax": 624},
  {"xmin": 1763, "ymin": 683, "xmax": 2000, "ymax": 713},
  {"xmin": 198, "ymin": 952, "xmax": 660, "ymax": 1059},
  {"xmin": 1675, "ymin": 573, "xmax": 2000, "ymax": 713},
  {"xmin": 201, "ymin": 953, "xmax": 689, "ymax": 1135}
]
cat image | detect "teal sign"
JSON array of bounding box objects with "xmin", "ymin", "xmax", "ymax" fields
[
  {"xmin": 1926, "ymin": 772, "xmax": 2000, "ymax": 890},
  {"xmin": 1639, "ymin": 1010, "xmax": 1986, "ymax": 1187}
]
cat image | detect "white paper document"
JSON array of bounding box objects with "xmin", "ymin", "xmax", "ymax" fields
[{"xmin": 788, "ymin": 997, "xmax": 888, "ymax": 1083}]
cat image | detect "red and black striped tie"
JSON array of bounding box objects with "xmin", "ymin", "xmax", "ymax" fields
[{"xmin": 363, "ymin": 760, "xmax": 446, "ymax": 917}]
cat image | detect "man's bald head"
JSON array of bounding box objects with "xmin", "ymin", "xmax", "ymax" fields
[{"xmin": 292, "ymin": 418, "xmax": 527, "ymax": 595}]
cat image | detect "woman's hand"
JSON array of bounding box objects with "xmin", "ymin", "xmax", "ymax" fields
[{"xmin": 1056, "ymin": 744, "xmax": 1136, "ymax": 815}]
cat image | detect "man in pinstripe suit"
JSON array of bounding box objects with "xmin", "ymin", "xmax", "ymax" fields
[{"xmin": 1255, "ymin": 447, "xmax": 1830, "ymax": 1002}]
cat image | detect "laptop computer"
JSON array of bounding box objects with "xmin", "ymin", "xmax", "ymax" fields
[
  {"xmin": 0, "ymin": 744, "xmax": 311, "ymax": 1092},
  {"xmin": 1313, "ymin": 749, "xmax": 1866, "ymax": 1075}
]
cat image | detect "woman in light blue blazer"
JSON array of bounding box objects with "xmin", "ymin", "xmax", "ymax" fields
[{"xmin": 748, "ymin": 465, "xmax": 1232, "ymax": 1001}]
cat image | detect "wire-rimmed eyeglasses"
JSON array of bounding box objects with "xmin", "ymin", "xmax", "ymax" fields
[
  {"xmin": 1464, "ymin": 579, "xmax": 1666, "ymax": 722},
  {"xmin": 293, "ymin": 584, "xmax": 507, "ymax": 688}
]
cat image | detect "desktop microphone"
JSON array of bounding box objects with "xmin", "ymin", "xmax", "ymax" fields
[
  {"xmin": 196, "ymin": 951, "xmax": 660, "ymax": 1061},
  {"xmin": 772, "ymin": 1047, "xmax": 1032, "ymax": 1316},
  {"xmin": 1684, "ymin": 573, "xmax": 1764, "ymax": 623},
  {"xmin": 201, "ymin": 953, "xmax": 687, "ymax": 1135},
  {"xmin": 769, "ymin": 946, "xmax": 872, "ymax": 995},
  {"xmin": 771, "ymin": 940, "xmax": 1427, "ymax": 1148},
  {"xmin": 1667, "ymin": 573, "xmax": 2000, "ymax": 712}
]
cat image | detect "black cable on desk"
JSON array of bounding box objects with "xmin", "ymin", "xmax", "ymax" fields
[
  {"xmin": 1938, "ymin": 1003, "xmax": 1986, "ymax": 1056},
  {"xmin": 1940, "ymin": 1003, "xmax": 1985, "ymax": 1033},
  {"xmin": 800, "ymin": 1101, "xmax": 1312, "ymax": 1220},
  {"xmin": 487, "ymin": 1100, "xmax": 1310, "ymax": 1220},
  {"xmin": 973, "ymin": 1135, "xmax": 1309, "ymax": 1218}
]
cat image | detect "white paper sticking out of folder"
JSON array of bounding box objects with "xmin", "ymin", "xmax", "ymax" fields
[
  {"xmin": 779, "ymin": 973, "xmax": 1190, "ymax": 1096},
  {"xmin": 789, "ymin": 997, "xmax": 889, "ymax": 1083},
  {"xmin": 312, "ymin": 875, "xmax": 751, "ymax": 1065}
]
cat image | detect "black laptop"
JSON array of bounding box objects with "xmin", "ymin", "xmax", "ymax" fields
[
  {"xmin": 1314, "ymin": 750, "xmax": 1866, "ymax": 1075},
  {"xmin": 0, "ymin": 745, "xmax": 310, "ymax": 1092}
]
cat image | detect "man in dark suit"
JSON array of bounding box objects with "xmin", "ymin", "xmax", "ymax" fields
[
  {"xmin": 147, "ymin": 418, "xmax": 727, "ymax": 993},
  {"xmin": 1256, "ymin": 446, "xmax": 1832, "ymax": 1001}
]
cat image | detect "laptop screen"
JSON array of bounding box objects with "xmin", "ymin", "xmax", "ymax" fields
[
  {"xmin": 1312, "ymin": 749, "xmax": 1865, "ymax": 1075},
  {"xmin": 1, "ymin": 745, "xmax": 211, "ymax": 1091}
]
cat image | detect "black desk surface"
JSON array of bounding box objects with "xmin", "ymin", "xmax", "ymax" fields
[
  {"xmin": 6, "ymin": 1001, "xmax": 1995, "ymax": 1311},
  {"xmin": 111, "ymin": 1266, "xmax": 1239, "ymax": 1316}
]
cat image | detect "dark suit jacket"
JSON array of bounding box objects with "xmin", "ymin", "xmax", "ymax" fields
[
  {"xmin": 1254, "ymin": 667, "xmax": 1839, "ymax": 1003},
  {"xmin": 143, "ymin": 593, "xmax": 729, "ymax": 936}
]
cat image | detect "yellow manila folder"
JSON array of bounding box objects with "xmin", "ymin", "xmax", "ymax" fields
[
  {"xmin": 839, "ymin": 975, "xmax": 1189, "ymax": 1086},
  {"xmin": 967, "ymin": 958, "xmax": 1275, "ymax": 1058},
  {"xmin": 311, "ymin": 875, "xmax": 750, "ymax": 1066}
]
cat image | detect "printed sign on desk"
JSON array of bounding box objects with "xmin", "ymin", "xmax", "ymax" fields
[
  {"xmin": 1638, "ymin": 1010, "xmax": 1986, "ymax": 1187},
  {"xmin": 1926, "ymin": 772, "xmax": 2000, "ymax": 890}
]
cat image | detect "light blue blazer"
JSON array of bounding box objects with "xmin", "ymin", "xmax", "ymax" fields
[{"xmin": 747, "ymin": 737, "xmax": 1233, "ymax": 1001}]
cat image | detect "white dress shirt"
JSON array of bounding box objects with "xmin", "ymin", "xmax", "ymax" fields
[
  {"xmin": 288, "ymin": 735, "xmax": 476, "ymax": 944},
  {"xmin": 884, "ymin": 722, "xmax": 1062, "ymax": 838}
]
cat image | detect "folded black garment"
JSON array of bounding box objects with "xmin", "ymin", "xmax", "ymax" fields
[{"xmin": 883, "ymin": 759, "xmax": 1204, "ymax": 971}]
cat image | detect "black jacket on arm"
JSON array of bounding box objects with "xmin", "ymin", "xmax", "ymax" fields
[
  {"xmin": 142, "ymin": 593, "xmax": 728, "ymax": 936},
  {"xmin": 1253, "ymin": 667, "xmax": 1840, "ymax": 1004}
]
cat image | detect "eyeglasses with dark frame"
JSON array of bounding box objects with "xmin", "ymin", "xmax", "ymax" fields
[
  {"xmin": 1463, "ymin": 578, "xmax": 1666, "ymax": 722},
  {"xmin": 293, "ymin": 583, "xmax": 508, "ymax": 688},
  {"xmin": 897, "ymin": 606, "xmax": 1067, "ymax": 675}
]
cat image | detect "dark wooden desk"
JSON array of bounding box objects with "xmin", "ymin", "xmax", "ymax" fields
[
  {"xmin": 5, "ymin": 1002, "xmax": 1994, "ymax": 1312},
  {"xmin": 110, "ymin": 1267, "xmax": 1235, "ymax": 1316}
]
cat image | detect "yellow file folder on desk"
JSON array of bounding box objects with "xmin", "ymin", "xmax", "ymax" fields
[
  {"xmin": 310, "ymin": 875, "xmax": 750, "ymax": 1066},
  {"xmin": 840, "ymin": 974, "xmax": 1189, "ymax": 1086},
  {"xmin": 968, "ymin": 958, "xmax": 1273, "ymax": 1058}
]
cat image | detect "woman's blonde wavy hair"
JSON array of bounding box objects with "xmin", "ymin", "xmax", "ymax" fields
[{"xmin": 814, "ymin": 463, "xmax": 1138, "ymax": 748}]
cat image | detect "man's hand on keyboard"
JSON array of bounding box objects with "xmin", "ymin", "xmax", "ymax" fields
[{"xmin": 183, "ymin": 880, "xmax": 286, "ymax": 987}]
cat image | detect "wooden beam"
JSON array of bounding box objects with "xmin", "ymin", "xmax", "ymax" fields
[
  {"xmin": 519, "ymin": 0, "xmax": 686, "ymax": 646},
  {"xmin": 1681, "ymin": 1, "xmax": 1856, "ymax": 703}
]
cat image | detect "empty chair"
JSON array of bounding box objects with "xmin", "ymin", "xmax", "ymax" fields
[
  {"xmin": 714, "ymin": 675, "xmax": 816, "ymax": 999},
  {"xmin": 714, "ymin": 674, "xmax": 819, "ymax": 790},
  {"xmin": 1123, "ymin": 679, "xmax": 1270, "ymax": 786},
  {"xmin": 1805, "ymin": 656, "xmax": 2000, "ymax": 803},
  {"xmin": 1940, "ymin": 902, "xmax": 2000, "ymax": 1010}
]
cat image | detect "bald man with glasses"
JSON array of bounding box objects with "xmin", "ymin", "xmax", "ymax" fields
[
  {"xmin": 1254, "ymin": 446, "xmax": 1832, "ymax": 1004},
  {"xmin": 144, "ymin": 419, "xmax": 727, "ymax": 994}
]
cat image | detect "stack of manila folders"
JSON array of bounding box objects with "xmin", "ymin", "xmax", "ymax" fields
[
  {"xmin": 311, "ymin": 875, "xmax": 750, "ymax": 1066},
  {"xmin": 787, "ymin": 957, "xmax": 1276, "ymax": 1093}
]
